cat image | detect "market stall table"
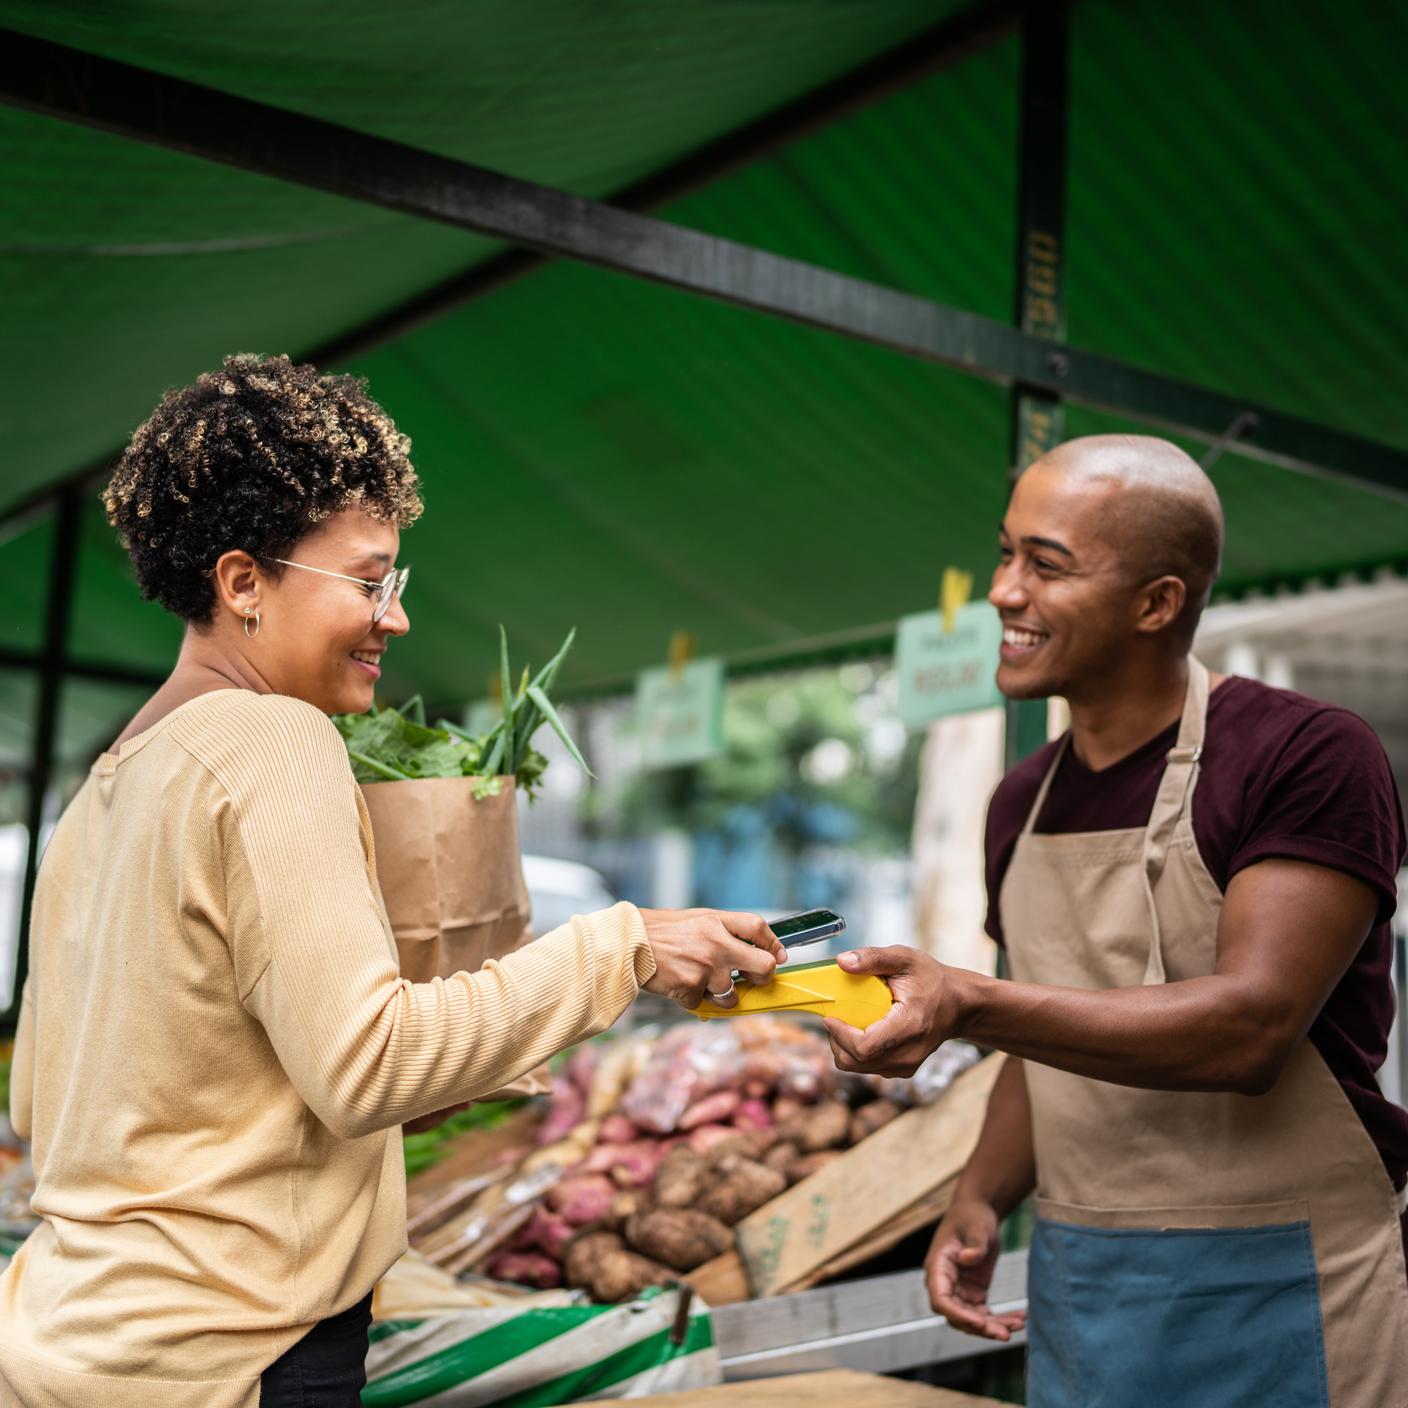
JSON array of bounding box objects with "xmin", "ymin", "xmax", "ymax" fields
[{"xmin": 592, "ymin": 1367, "xmax": 1012, "ymax": 1406}]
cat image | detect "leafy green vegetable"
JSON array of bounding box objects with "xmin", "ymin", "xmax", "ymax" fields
[
  {"xmin": 332, "ymin": 627, "xmax": 589, "ymax": 801},
  {"xmin": 402, "ymin": 1099, "xmax": 526, "ymax": 1178}
]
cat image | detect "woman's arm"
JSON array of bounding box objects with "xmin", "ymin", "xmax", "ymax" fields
[{"xmin": 202, "ymin": 694, "xmax": 776, "ymax": 1139}]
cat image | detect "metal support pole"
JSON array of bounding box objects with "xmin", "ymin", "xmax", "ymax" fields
[
  {"xmin": 1005, "ymin": 0, "xmax": 1070, "ymax": 771},
  {"xmin": 3, "ymin": 488, "xmax": 81, "ymax": 1023}
]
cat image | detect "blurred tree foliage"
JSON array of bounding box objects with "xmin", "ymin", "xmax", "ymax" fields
[{"xmin": 584, "ymin": 663, "xmax": 922, "ymax": 855}]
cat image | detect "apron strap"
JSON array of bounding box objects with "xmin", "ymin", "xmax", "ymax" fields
[
  {"xmin": 1019, "ymin": 734, "xmax": 1069, "ymax": 838},
  {"xmin": 1140, "ymin": 658, "xmax": 1211, "ymax": 985}
]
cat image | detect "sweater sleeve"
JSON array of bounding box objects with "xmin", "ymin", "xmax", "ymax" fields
[{"xmin": 176, "ymin": 693, "xmax": 656, "ymax": 1140}]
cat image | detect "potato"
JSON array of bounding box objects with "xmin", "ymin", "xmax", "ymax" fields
[
  {"xmin": 701, "ymin": 1128, "xmax": 776, "ymax": 1167},
  {"xmin": 788, "ymin": 1150, "xmax": 844, "ymax": 1185},
  {"xmin": 762, "ymin": 1141, "xmax": 800, "ymax": 1180},
  {"xmin": 770, "ymin": 1095, "xmax": 805, "ymax": 1125},
  {"xmin": 605, "ymin": 1188, "xmax": 652, "ymax": 1229},
  {"xmin": 548, "ymin": 1174, "xmax": 616, "ymax": 1225},
  {"xmin": 654, "ymin": 1146, "xmax": 708, "ymax": 1209},
  {"xmin": 625, "ymin": 1208, "xmax": 735, "ymax": 1271},
  {"xmin": 485, "ymin": 1250, "xmax": 562, "ymax": 1289},
  {"xmin": 697, "ymin": 1158, "xmax": 787, "ymax": 1225},
  {"xmin": 591, "ymin": 1249, "xmax": 676, "ymax": 1303},
  {"xmin": 563, "ymin": 1229, "xmax": 623, "ymax": 1290},
  {"xmin": 785, "ymin": 1098, "xmax": 850, "ymax": 1153},
  {"xmin": 848, "ymin": 1098, "xmax": 902, "ymax": 1145}
]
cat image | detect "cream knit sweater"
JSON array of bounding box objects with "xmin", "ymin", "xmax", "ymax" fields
[{"xmin": 0, "ymin": 689, "xmax": 654, "ymax": 1407}]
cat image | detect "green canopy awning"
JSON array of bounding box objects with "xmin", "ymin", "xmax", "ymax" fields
[{"xmin": 1, "ymin": 0, "xmax": 1405, "ymax": 715}]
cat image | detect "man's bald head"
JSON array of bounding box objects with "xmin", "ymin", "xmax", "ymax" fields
[{"xmin": 1029, "ymin": 435, "xmax": 1224, "ymax": 643}]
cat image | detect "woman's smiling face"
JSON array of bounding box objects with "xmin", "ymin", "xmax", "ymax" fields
[{"xmin": 244, "ymin": 509, "xmax": 409, "ymax": 715}]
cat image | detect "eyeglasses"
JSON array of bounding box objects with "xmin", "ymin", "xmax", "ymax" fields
[{"xmin": 271, "ymin": 559, "xmax": 410, "ymax": 624}]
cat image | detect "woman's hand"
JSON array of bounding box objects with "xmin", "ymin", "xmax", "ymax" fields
[
  {"xmin": 925, "ymin": 1196, "xmax": 1026, "ymax": 1341},
  {"xmin": 638, "ymin": 908, "xmax": 786, "ymax": 1009}
]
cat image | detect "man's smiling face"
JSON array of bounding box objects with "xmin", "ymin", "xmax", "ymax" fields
[{"xmin": 988, "ymin": 456, "xmax": 1143, "ymax": 702}]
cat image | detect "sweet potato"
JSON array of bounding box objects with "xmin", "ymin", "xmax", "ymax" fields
[
  {"xmin": 583, "ymin": 1139, "xmax": 665, "ymax": 1184},
  {"xmin": 566, "ymin": 1044, "xmax": 597, "ymax": 1096},
  {"xmin": 679, "ymin": 1090, "xmax": 741, "ymax": 1130},
  {"xmin": 625, "ymin": 1208, "xmax": 735, "ymax": 1271},
  {"xmin": 788, "ymin": 1150, "xmax": 844, "ymax": 1184},
  {"xmin": 654, "ymin": 1146, "xmax": 708, "ymax": 1209},
  {"xmin": 536, "ymin": 1075, "xmax": 586, "ymax": 1146},
  {"xmin": 591, "ymin": 1249, "xmax": 675, "ymax": 1304},
  {"xmin": 598, "ymin": 1113, "xmax": 639, "ymax": 1145},
  {"xmin": 762, "ymin": 1141, "xmax": 800, "ymax": 1180},
  {"xmin": 520, "ymin": 1205, "xmax": 575, "ymax": 1260},
  {"xmin": 848, "ymin": 1098, "xmax": 901, "ymax": 1145},
  {"xmin": 609, "ymin": 1146, "xmax": 663, "ymax": 1189},
  {"xmin": 485, "ymin": 1250, "xmax": 562, "ymax": 1289},
  {"xmin": 697, "ymin": 1158, "xmax": 787, "ymax": 1225},
  {"xmin": 547, "ymin": 1174, "xmax": 616, "ymax": 1225},
  {"xmin": 786, "ymin": 1099, "xmax": 850, "ymax": 1153},
  {"xmin": 731, "ymin": 1098, "xmax": 774, "ymax": 1132},
  {"xmin": 686, "ymin": 1123, "xmax": 736, "ymax": 1156},
  {"xmin": 586, "ymin": 1037, "xmax": 651, "ymax": 1120}
]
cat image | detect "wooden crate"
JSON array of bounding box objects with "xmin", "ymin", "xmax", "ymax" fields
[{"xmin": 690, "ymin": 1054, "xmax": 1001, "ymax": 1302}]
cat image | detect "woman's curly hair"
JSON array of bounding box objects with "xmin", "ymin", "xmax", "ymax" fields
[{"xmin": 104, "ymin": 353, "xmax": 423, "ymax": 623}]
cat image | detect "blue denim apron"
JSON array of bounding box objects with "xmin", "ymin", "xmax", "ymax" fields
[{"xmin": 1000, "ymin": 660, "xmax": 1408, "ymax": 1407}]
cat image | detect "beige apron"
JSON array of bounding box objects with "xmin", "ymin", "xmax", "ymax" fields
[{"xmin": 1001, "ymin": 658, "xmax": 1408, "ymax": 1406}]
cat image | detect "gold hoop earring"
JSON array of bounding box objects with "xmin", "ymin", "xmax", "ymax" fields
[{"xmin": 243, "ymin": 607, "xmax": 261, "ymax": 640}]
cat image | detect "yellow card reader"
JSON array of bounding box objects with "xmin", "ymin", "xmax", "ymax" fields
[{"xmin": 689, "ymin": 958, "xmax": 894, "ymax": 1029}]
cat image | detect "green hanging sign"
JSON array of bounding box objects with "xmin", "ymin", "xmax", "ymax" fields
[
  {"xmin": 635, "ymin": 658, "xmax": 726, "ymax": 769},
  {"xmin": 895, "ymin": 602, "xmax": 1004, "ymax": 726}
]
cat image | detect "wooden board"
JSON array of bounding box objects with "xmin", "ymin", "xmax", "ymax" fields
[
  {"xmin": 405, "ymin": 1106, "xmax": 542, "ymax": 1216},
  {"xmin": 687, "ymin": 1173, "xmax": 957, "ymax": 1305},
  {"xmin": 591, "ymin": 1368, "xmax": 1011, "ymax": 1407},
  {"xmin": 734, "ymin": 1054, "xmax": 1001, "ymax": 1297},
  {"xmin": 786, "ymin": 1172, "xmax": 958, "ymax": 1292}
]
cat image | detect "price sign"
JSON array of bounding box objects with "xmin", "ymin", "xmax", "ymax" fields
[
  {"xmin": 636, "ymin": 658, "xmax": 726, "ymax": 769},
  {"xmin": 895, "ymin": 602, "xmax": 1003, "ymax": 726}
]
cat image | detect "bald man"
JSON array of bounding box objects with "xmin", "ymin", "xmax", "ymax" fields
[{"xmin": 828, "ymin": 437, "xmax": 1408, "ymax": 1406}]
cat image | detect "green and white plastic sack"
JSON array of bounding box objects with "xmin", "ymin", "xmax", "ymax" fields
[{"xmin": 363, "ymin": 1286, "xmax": 721, "ymax": 1406}]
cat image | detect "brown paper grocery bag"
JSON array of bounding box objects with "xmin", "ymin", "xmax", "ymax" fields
[{"xmin": 359, "ymin": 775, "xmax": 533, "ymax": 982}]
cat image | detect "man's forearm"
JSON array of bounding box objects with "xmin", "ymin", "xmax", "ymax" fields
[
  {"xmin": 952, "ymin": 969, "xmax": 1283, "ymax": 1094},
  {"xmin": 954, "ymin": 1054, "xmax": 1037, "ymax": 1217}
]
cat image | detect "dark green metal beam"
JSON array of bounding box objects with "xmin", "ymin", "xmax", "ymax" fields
[
  {"xmin": 0, "ymin": 648, "xmax": 166, "ymax": 690},
  {"xmin": 1, "ymin": 26, "xmax": 1405, "ymax": 511},
  {"xmin": 1005, "ymin": 0, "xmax": 1071, "ymax": 771}
]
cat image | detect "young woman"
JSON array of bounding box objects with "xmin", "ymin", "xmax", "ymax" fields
[{"xmin": 0, "ymin": 355, "xmax": 781, "ymax": 1408}]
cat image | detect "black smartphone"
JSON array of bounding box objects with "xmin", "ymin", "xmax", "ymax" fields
[{"xmin": 769, "ymin": 908, "xmax": 847, "ymax": 951}]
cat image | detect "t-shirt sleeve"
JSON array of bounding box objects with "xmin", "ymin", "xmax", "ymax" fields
[
  {"xmin": 983, "ymin": 766, "xmax": 1041, "ymax": 947},
  {"xmin": 1229, "ymin": 707, "xmax": 1406, "ymax": 924},
  {"xmin": 178, "ymin": 693, "xmax": 655, "ymax": 1139}
]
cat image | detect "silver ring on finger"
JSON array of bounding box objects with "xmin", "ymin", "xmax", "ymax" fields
[{"xmin": 707, "ymin": 979, "xmax": 736, "ymax": 1002}]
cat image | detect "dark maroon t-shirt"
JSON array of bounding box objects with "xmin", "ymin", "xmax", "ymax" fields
[{"xmin": 984, "ymin": 674, "xmax": 1408, "ymax": 1194}]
